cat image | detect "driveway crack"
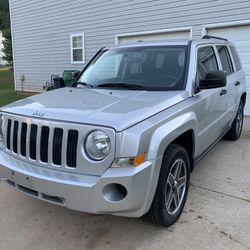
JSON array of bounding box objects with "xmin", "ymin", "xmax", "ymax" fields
[{"xmin": 190, "ymin": 183, "xmax": 250, "ymax": 203}]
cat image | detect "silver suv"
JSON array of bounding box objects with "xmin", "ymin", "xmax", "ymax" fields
[{"xmin": 0, "ymin": 36, "xmax": 246, "ymax": 227}]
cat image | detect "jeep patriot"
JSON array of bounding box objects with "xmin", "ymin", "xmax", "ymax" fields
[{"xmin": 0, "ymin": 36, "xmax": 246, "ymax": 226}]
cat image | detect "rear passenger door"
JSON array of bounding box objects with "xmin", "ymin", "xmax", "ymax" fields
[{"xmin": 215, "ymin": 45, "xmax": 236, "ymax": 123}]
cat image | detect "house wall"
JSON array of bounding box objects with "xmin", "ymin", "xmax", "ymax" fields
[{"xmin": 10, "ymin": 0, "xmax": 250, "ymax": 92}]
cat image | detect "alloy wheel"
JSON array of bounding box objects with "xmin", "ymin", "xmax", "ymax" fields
[
  {"xmin": 236, "ymin": 102, "xmax": 243, "ymax": 135},
  {"xmin": 165, "ymin": 159, "xmax": 187, "ymax": 215}
]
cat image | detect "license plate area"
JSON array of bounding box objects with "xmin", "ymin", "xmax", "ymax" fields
[{"xmin": 10, "ymin": 170, "xmax": 34, "ymax": 190}]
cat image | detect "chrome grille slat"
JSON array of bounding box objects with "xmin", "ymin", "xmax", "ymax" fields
[
  {"xmin": 36, "ymin": 125, "xmax": 42, "ymax": 163},
  {"xmin": 26, "ymin": 123, "xmax": 31, "ymax": 160},
  {"xmin": 17, "ymin": 121, "xmax": 22, "ymax": 156},
  {"xmin": 10, "ymin": 119, "xmax": 15, "ymax": 152},
  {"xmin": 47, "ymin": 127, "xmax": 53, "ymax": 165},
  {"xmin": 61, "ymin": 129, "xmax": 67, "ymax": 167}
]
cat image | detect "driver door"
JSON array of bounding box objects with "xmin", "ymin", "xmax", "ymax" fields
[{"xmin": 195, "ymin": 46, "xmax": 228, "ymax": 156}]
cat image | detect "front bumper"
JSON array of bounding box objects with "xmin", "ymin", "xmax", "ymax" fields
[{"xmin": 0, "ymin": 150, "xmax": 160, "ymax": 217}]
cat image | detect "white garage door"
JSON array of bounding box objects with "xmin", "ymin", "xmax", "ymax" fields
[
  {"xmin": 117, "ymin": 29, "xmax": 191, "ymax": 44},
  {"xmin": 207, "ymin": 25, "xmax": 250, "ymax": 115}
]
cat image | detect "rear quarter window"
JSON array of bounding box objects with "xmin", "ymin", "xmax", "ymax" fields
[{"xmin": 229, "ymin": 46, "xmax": 242, "ymax": 71}]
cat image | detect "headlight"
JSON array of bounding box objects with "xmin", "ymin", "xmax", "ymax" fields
[
  {"xmin": 85, "ymin": 130, "xmax": 111, "ymax": 161},
  {"xmin": 0, "ymin": 115, "xmax": 3, "ymax": 141}
]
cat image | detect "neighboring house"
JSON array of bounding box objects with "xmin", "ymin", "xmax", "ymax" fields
[
  {"xmin": 0, "ymin": 32, "xmax": 6, "ymax": 66},
  {"xmin": 9, "ymin": 0, "xmax": 250, "ymax": 114}
]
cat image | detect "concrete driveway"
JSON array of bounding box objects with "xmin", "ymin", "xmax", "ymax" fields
[{"xmin": 0, "ymin": 119, "xmax": 250, "ymax": 250}]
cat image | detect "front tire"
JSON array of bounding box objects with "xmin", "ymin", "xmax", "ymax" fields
[
  {"xmin": 224, "ymin": 100, "xmax": 244, "ymax": 141},
  {"xmin": 144, "ymin": 144, "xmax": 190, "ymax": 227}
]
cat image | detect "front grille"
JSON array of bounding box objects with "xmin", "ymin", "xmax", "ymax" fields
[{"xmin": 5, "ymin": 119, "xmax": 78, "ymax": 168}]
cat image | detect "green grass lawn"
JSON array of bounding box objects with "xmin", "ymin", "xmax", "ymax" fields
[{"xmin": 0, "ymin": 67, "xmax": 26, "ymax": 107}]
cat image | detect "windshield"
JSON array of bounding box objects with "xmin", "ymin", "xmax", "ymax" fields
[{"xmin": 77, "ymin": 46, "xmax": 188, "ymax": 91}]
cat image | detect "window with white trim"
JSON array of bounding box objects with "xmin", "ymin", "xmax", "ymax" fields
[{"xmin": 71, "ymin": 33, "xmax": 84, "ymax": 63}]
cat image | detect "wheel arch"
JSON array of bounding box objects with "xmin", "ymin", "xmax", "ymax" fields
[
  {"xmin": 241, "ymin": 92, "xmax": 247, "ymax": 106},
  {"xmin": 171, "ymin": 129, "xmax": 195, "ymax": 172}
]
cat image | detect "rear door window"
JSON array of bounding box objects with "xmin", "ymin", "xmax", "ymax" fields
[{"xmin": 216, "ymin": 46, "xmax": 234, "ymax": 75}]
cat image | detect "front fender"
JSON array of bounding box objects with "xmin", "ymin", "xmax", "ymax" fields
[{"xmin": 147, "ymin": 112, "xmax": 197, "ymax": 160}]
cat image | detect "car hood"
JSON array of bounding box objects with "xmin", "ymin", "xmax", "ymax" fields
[{"xmin": 1, "ymin": 87, "xmax": 189, "ymax": 131}]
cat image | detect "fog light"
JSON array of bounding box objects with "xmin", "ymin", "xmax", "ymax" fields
[{"xmin": 102, "ymin": 183, "xmax": 127, "ymax": 202}]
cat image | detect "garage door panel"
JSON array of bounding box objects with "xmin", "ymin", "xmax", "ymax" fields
[
  {"xmin": 235, "ymin": 41, "xmax": 250, "ymax": 47},
  {"xmin": 236, "ymin": 46, "xmax": 250, "ymax": 52},
  {"xmin": 239, "ymin": 54, "xmax": 250, "ymax": 61},
  {"xmin": 208, "ymin": 25, "xmax": 250, "ymax": 115},
  {"xmin": 118, "ymin": 30, "xmax": 190, "ymax": 44},
  {"xmin": 209, "ymin": 26, "xmax": 250, "ymax": 39}
]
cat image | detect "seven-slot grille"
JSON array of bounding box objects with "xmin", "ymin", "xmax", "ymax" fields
[{"xmin": 6, "ymin": 119, "xmax": 78, "ymax": 168}]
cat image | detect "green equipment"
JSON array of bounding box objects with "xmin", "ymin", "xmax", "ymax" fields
[{"xmin": 63, "ymin": 70, "xmax": 80, "ymax": 86}]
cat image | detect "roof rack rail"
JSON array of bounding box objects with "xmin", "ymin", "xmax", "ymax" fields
[{"xmin": 202, "ymin": 35, "xmax": 228, "ymax": 41}]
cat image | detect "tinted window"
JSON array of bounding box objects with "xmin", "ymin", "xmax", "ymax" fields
[
  {"xmin": 78, "ymin": 46, "xmax": 188, "ymax": 91},
  {"xmin": 217, "ymin": 46, "xmax": 234, "ymax": 75},
  {"xmin": 230, "ymin": 46, "xmax": 242, "ymax": 71},
  {"xmin": 197, "ymin": 47, "xmax": 218, "ymax": 80}
]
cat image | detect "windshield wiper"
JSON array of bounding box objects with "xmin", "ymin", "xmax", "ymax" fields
[
  {"xmin": 75, "ymin": 81, "xmax": 94, "ymax": 88},
  {"xmin": 96, "ymin": 82, "xmax": 144, "ymax": 90}
]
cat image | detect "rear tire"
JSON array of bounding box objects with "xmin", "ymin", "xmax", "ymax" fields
[
  {"xmin": 224, "ymin": 100, "xmax": 244, "ymax": 141},
  {"xmin": 144, "ymin": 144, "xmax": 190, "ymax": 227}
]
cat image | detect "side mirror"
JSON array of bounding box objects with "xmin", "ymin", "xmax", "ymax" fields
[{"xmin": 199, "ymin": 71, "xmax": 226, "ymax": 89}]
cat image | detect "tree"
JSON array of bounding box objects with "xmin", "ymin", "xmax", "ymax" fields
[
  {"xmin": 1, "ymin": 28, "xmax": 12, "ymax": 65},
  {"xmin": 0, "ymin": 0, "xmax": 12, "ymax": 66},
  {"xmin": 0, "ymin": 0, "xmax": 10, "ymax": 29}
]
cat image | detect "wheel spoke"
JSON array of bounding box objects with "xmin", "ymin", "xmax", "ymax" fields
[
  {"xmin": 173, "ymin": 190, "xmax": 180, "ymax": 208},
  {"xmin": 173, "ymin": 160, "xmax": 182, "ymax": 179},
  {"xmin": 166, "ymin": 190, "xmax": 174, "ymax": 210},
  {"xmin": 168, "ymin": 173, "xmax": 175, "ymax": 188},
  {"xmin": 177, "ymin": 176, "xmax": 186, "ymax": 189}
]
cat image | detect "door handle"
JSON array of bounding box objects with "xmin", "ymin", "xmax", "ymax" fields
[
  {"xmin": 220, "ymin": 89, "xmax": 227, "ymax": 96},
  {"xmin": 235, "ymin": 81, "xmax": 240, "ymax": 86}
]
